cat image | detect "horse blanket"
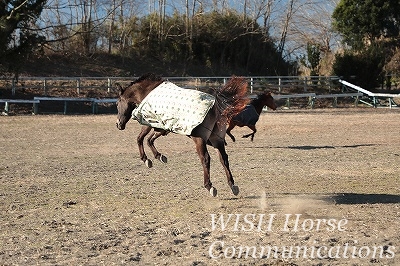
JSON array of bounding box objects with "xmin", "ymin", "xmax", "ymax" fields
[
  {"xmin": 232, "ymin": 104, "xmax": 259, "ymax": 126},
  {"xmin": 132, "ymin": 81, "xmax": 216, "ymax": 135}
]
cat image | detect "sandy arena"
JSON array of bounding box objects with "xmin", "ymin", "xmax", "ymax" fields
[{"xmin": 0, "ymin": 108, "xmax": 399, "ymax": 265}]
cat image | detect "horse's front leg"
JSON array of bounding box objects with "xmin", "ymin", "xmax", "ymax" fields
[
  {"xmin": 215, "ymin": 141, "xmax": 239, "ymax": 196},
  {"xmin": 242, "ymin": 125, "xmax": 257, "ymax": 141},
  {"xmin": 192, "ymin": 137, "xmax": 217, "ymax": 197},
  {"xmin": 147, "ymin": 129, "xmax": 168, "ymax": 163},
  {"xmin": 137, "ymin": 126, "xmax": 153, "ymax": 168}
]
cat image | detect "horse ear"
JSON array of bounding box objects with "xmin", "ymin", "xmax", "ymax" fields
[{"xmin": 116, "ymin": 83, "xmax": 124, "ymax": 95}]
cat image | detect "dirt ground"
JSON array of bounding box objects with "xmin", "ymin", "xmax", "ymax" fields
[{"xmin": 0, "ymin": 108, "xmax": 399, "ymax": 266}]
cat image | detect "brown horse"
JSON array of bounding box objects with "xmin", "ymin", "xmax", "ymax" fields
[
  {"xmin": 116, "ymin": 73, "xmax": 249, "ymax": 197},
  {"xmin": 226, "ymin": 91, "xmax": 277, "ymax": 142}
]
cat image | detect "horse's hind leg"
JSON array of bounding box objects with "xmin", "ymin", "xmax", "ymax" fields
[
  {"xmin": 242, "ymin": 125, "xmax": 257, "ymax": 141},
  {"xmin": 137, "ymin": 126, "xmax": 153, "ymax": 168},
  {"xmin": 147, "ymin": 130, "xmax": 168, "ymax": 163},
  {"xmin": 192, "ymin": 137, "xmax": 217, "ymax": 197},
  {"xmin": 226, "ymin": 123, "xmax": 236, "ymax": 142},
  {"xmin": 215, "ymin": 141, "xmax": 239, "ymax": 196}
]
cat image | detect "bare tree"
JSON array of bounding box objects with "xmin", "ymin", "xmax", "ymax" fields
[
  {"xmin": 286, "ymin": 0, "xmax": 341, "ymax": 74},
  {"xmin": 289, "ymin": 0, "xmax": 340, "ymax": 52},
  {"xmin": 277, "ymin": 0, "xmax": 295, "ymax": 57}
]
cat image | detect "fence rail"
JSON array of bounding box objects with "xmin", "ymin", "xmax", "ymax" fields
[
  {"xmin": 0, "ymin": 76, "xmax": 341, "ymax": 96},
  {"xmin": 2, "ymin": 76, "xmax": 356, "ymax": 114}
]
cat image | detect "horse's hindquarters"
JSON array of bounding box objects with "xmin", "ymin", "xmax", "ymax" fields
[{"xmin": 190, "ymin": 105, "xmax": 226, "ymax": 143}]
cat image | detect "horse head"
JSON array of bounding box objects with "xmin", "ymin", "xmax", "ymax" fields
[
  {"xmin": 116, "ymin": 74, "xmax": 164, "ymax": 130},
  {"xmin": 116, "ymin": 83, "xmax": 137, "ymax": 130},
  {"xmin": 260, "ymin": 92, "xmax": 277, "ymax": 110}
]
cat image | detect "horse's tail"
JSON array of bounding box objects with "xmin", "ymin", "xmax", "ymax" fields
[{"xmin": 216, "ymin": 76, "xmax": 250, "ymax": 121}]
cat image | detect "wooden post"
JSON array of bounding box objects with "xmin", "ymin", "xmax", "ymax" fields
[
  {"xmin": 107, "ymin": 78, "xmax": 111, "ymax": 93},
  {"xmin": 328, "ymin": 79, "xmax": 332, "ymax": 93},
  {"xmin": 333, "ymin": 97, "xmax": 337, "ymax": 108},
  {"xmin": 278, "ymin": 78, "xmax": 282, "ymax": 92},
  {"xmin": 77, "ymin": 79, "xmax": 81, "ymax": 94},
  {"xmin": 12, "ymin": 79, "xmax": 16, "ymax": 96},
  {"xmin": 33, "ymin": 102, "xmax": 39, "ymax": 115},
  {"xmin": 43, "ymin": 78, "xmax": 47, "ymax": 96},
  {"xmin": 4, "ymin": 102, "xmax": 9, "ymax": 114}
]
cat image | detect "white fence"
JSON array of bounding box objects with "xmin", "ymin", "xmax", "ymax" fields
[{"xmin": 4, "ymin": 76, "xmax": 364, "ymax": 114}]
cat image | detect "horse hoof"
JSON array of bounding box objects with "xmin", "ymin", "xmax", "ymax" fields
[
  {"xmin": 231, "ymin": 185, "xmax": 239, "ymax": 196},
  {"xmin": 159, "ymin": 155, "xmax": 167, "ymax": 163},
  {"xmin": 209, "ymin": 187, "xmax": 217, "ymax": 197},
  {"xmin": 145, "ymin": 159, "xmax": 153, "ymax": 168}
]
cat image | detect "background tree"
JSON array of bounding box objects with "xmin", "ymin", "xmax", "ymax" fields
[
  {"xmin": 4, "ymin": 0, "xmax": 341, "ymax": 77},
  {"xmin": 332, "ymin": 0, "xmax": 400, "ymax": 50},
  {"xmin": 332, "ymin": 0, "xmax": 400, "ymax": 89},
  {"xmin": 333, "ymin": 44, "xmax": 386, "ymax": 89},
  {"xmin": 0, "ymin": 0, "xmax": 47, "ymax": 76},
  {"xmin": 299, "ymin": 43, "xmax": 321, "ymax": 76},
  {"xmin": 286, "ymin": 0, "xmax": 340, "ymax": 76}
]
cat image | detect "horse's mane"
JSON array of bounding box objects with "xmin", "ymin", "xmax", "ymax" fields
[
  {"xmin": 133, "ymin": 73, "xmax": 163, "ymax": 84},
  {"xmin": 216, "ymin": 76, "xmax": 250, "ymax": 121},
  {"xmin": 250, "ymin": 93, "xmax": 268, "ymax": 106},
  {"xmin": 250, "ymin": 96, "xmax": 261, "ymax": 106}
]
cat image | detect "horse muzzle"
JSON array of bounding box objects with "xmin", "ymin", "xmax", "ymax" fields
[{"xmin": 116, "ymin": 122, "xmax": 126, "ymax": 130}]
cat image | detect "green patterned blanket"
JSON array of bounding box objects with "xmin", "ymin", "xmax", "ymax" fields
[{"xmin": 132, "ymin": 81, "xmax": 215, "ymax": 135}]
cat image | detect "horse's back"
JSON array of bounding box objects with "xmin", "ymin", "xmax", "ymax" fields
[
  {"xmin": 232, "ymin": 105, "xmax": 259, "ymax": 126},
  {"xmin": 133, "ymin": 82, "xmax": 215, "ymax": 135}
]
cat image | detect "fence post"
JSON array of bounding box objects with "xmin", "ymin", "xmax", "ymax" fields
[
  {"xmin": 77, "ymin": 78, "xmax": 81, "ymax": 94},
  {"xmin": 250, "ymin": 77, "xmax": 253, "ymax": 93},
  {"xmin": 107, "ymin": 78, "xmax": 111, "ymax": 93},
  {"xmin": 278, "ymin": 78, "xmax": 282, "ymax": 92},
  {"xmin": 286, "ymin": 98, "xmax": 291, "ymax": 108},
  {"xmin": 328, "ymin": 78, "xmax": 332, "ymax": 93},
  {"xmin": 333, "ymin": 97, "xmax": 337, "ymax": 108},
  {"xmin": 12, "ymin": 78, "xmax": 16, "ymax": 96},
  {"xmin": 33, "ymin": 102, "xmax": 39, "ymax": 115},
  {"xmin": 4, "ymin": 101, "xmax": 9, "ymax": 114},
  {"xmin": 355, "ymin": 96, "xmax": 359, "ymax": 107},
  {"xmin": 43, "ymin": 78, "xmax": 47, "ymax": 96}
]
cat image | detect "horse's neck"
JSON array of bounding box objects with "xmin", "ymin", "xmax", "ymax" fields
[
  {"xmin": 251, "ymin": 99, "xmax": 264, "ymax": 114},
  {"xmin": 134, "ymin": 80, "xmax": 164, "ymax": 103}
]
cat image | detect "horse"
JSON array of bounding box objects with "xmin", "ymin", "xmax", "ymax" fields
[
  {"xmin": 116, "ymin": 73, "xmax": 249, "ymax": 197},
  {"xmin": 226, "ymin": 91, "xmax": 277, "ymax": 142}
]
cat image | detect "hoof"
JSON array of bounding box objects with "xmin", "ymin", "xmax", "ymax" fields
[
  {"xmin": 209, "ymin": 187, "xmax": 217, "ymax": 197},
  {"xmin": 145, "ymin": 159, "xmax": 153, "ymax": 168},
  {"xmin": 231, "ymin": 185, "xmax": 239, "ymax": 196},
  {"xmin": 159, "ymin": 154, "xmax": 167, "ymax": 163}
]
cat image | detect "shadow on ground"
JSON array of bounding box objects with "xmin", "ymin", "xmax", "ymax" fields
[
  {"xmin": 323, "ymin": 193, "xmax": 400, "ymax": 204},
  {"xmin": 242, "ymin": 193, "xmax": 400, "ymax": 205},
  {"xmin": 248, "ymin": 144, "xmax": 377, "ymax": 150}
]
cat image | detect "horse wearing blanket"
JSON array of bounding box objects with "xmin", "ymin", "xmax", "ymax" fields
[
  {"xmin": 116, "ymin": 73, "xmax": 249, "ymax": 197},
  {"xmin": 227, "ymin": 92, "xmax": 277, "ymax": 142},
  {"xmin": 132, "ymin": 81, "xmax": 216, "ymax": 135}
]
